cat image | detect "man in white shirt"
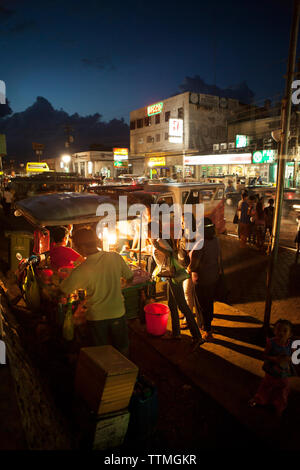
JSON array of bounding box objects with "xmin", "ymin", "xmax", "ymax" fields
[{"xmin": 61, "ymin": 227, "xmax": 133, "ymax": 356}]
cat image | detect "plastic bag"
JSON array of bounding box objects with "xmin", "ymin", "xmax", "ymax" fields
[
  {"xmin": 23, "ymin": 265, "xmax": 41, "ymax": 312},
  {"xmin": 170, "ymin": 256, "xmax": 190, "ymax": 285},
  {"xmin": 63, "ymin": 309, "xmax": 74, "ymax": 341}
]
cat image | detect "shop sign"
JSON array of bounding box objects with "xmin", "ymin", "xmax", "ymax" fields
[
  {"xmin": 147, "ymin": 102, "xmax": 163, "ymax": 116},
  {"xmin": 114, "ymin": 160, "xmax": 128, "ymax": 167},
  {"xmin": 113, "ymin": 148, "xmax": 128, "ymax": 161},
  {"xmin": 184, "ymin": 153, "xmax": 252, "ymax": 166},
  {"xmin": 148, "ymin": 157, "xmax": 166, "ymax": 167},
  {"xmin": 236, "ymin": 135, "xmax": 249, "ymax": 148},
  {"xmin": 252, "ymin": 150, "xmax": 276, "ymax": 164},
  {"xmin": 169, "ymin": 119, "xmax": 183, "ymax": 143}
]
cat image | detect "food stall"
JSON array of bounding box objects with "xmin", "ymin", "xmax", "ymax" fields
[{"xmin": 14, "ymin": 192, "xmax": 152, "ymax": 342}]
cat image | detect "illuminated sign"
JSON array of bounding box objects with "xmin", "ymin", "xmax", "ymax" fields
[
  {"xmin": 252, "ymin": 150, "xmax": 276, "ymax": 164},
  {"xmin": 148, "ymin": 157, "xmax": 166, "ymax": 167},
  {"xmin": 183, "ymin": 153, "xmax": 252, "ymax": 165},
  {"xmin": 169, "ymin": 119, "xmax": 183, "ymax": 143},
  {"xmin": 114, "ymin": 160, "xmax": 128, "ymax": 167},
  {"xmin": 113, "ymin": 148, "xmax": 128, "ymax": 160},
  {"xmin": 235, "ymin": 135, "xmax": 249, "ymax": 148},
  {"xmin": 147, "ymin": 102, "xmax": 163, "ymax": 116},
  {"xmin": 26, "ymin": 162, "xmax": 50, "ymax": 172}
]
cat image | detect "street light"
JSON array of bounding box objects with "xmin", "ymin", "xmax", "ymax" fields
[{"xmin": 61, "ymin": 154, "xmax": 71, "ymax": 172}]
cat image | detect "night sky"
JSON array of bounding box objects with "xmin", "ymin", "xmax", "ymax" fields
[{"xmin": 0, "ymin": 0, "xmax": 297, "ymax": 123}]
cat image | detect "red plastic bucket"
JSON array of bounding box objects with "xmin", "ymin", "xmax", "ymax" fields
[{"xmin": 144, "ymin": 303, "xmax": 170, "ymax": 336}]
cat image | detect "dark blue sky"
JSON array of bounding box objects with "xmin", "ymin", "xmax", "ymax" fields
[{"xmin": 0, "ymin": 0, "xmax": 296, "ymax": 123}]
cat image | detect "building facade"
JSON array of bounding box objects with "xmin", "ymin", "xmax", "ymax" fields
[
  {"xmin": 129, "ymin": 91, "xmax": 241, "ymax": 179},
  {"xmin": 71, "ymin": 151, "xmax": 114, "ymax": 178},
  {"xmin": 227, "ymin": 112, "xmax": 300, "ymax": 186}
]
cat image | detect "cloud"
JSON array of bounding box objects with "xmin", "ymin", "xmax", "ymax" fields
[
  {"xmin": 0, "ymin": 96, "xmax": 129, "ymax": 160},
  {"xmin": 178, "ymin": 75, "xmax": 255, "ymax": 104},
  {"xmin": 81, "ymin": 56, "xmax": 116, "ymax": 71}
]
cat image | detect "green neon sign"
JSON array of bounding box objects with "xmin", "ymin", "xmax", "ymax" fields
[
  {"xmin": 252, "ymin": 150, "xmax": 276, "ymax": 164},
  {"xmin": 147, "ymin": 102, "xmax": 163, "ymax": 116},
  {"xmin": 236, "ymin": 134, "xmax": 249, "ymax": 148},
  {"xmin": 114, "ymin": 160, "xmax": 128, "ymax": 167}
]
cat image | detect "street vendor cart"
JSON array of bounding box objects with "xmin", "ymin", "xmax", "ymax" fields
[{"xmin": 13, "ymin": 192, "xmax": 152, "ymax": 345}]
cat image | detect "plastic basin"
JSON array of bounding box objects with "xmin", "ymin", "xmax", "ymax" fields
[{"xmin": 144, "ymin": 303, "xmax": 170, "ymax": 336}]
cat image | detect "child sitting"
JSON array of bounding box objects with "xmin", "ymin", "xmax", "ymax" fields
[{"xmin": 249, "ymin": 319, "xmax": 295, "ymax": 416}]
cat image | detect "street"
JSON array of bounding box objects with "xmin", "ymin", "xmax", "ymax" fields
[
  {"xmin": 0, "ymin": 207, "xmax": 299, "ymax": 450},
  {"xmin": 224, "ymin": 197, "xmax": 299, "ymax": 249}
]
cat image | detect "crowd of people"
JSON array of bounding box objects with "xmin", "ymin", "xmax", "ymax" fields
[
  {"xmin": 0, "ymin": 182, "xmax": 297, "ymax": 419},
  {"xmin": 236, "ymin": 190, "xmax": 275, "ymax": 251}
]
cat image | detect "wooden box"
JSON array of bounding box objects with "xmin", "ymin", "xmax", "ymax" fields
[
  {"xmin": 75, "ymin": 346, "xmax": 138, "ymax": 416},
  {"xmin": 92, "ymin": 408, "xmax": 130, "ymax": 451}
]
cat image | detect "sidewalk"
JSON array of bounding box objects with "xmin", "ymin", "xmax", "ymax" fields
[
  {"xmin": 129, "ymin": 300, "xmax": 300, "ymax": 449},
  {"xmin": 219, "ymin": 234, "xmax": 300, "ymax": 326}
]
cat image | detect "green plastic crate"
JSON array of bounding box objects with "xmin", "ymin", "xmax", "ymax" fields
[{"xmin": 5, "ymin": 231, "xmax": 33, "ymax": 272}]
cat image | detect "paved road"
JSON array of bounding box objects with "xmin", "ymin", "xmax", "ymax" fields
[
  {"xmin": 225, "ymin": 201, "xmax": 299, "ymax": 249},
  {"xmin": 219, "ymin": 234, "xmax": 300, "ymax": 328}
]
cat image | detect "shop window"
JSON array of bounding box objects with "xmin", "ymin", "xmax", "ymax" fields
[
  {"xmin": 156, "ymin": 134, "xmax": 160, "ymax": 142},
  {"xmin": 178, "ymin": 107, "xmax": 184, "ymax": 119},
  {"xmin": 137, "ymin": 119, "xmax": 143, "ymax": 128},
  {"xmin": 147, "ymin": 135, "xmax": 154, "ymax": 143},
  {"xmin": 155, "ymin": 114, "xmax": 160, "ymax": 124},
  {"xmin": 130, "ymin": 120, "xmax": 136, "ymax": 130},
  {"xmin": 165, "ymin": 111, "xmax": 170, "ymax": 122},
  {"xmin": 144, "ymin": 116, "xmax": 151, "ymax": 127}
]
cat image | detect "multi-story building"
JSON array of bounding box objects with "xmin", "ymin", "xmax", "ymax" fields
[
  {"xmin": 129, "ymin": 91, "xmax": 241, "ymax": 178},
  {"xmin": 227, "ymin": 107, "xmax": 300, "ymax": 186}
]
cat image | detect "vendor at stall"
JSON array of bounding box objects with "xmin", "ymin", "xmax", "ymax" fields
[
  {"xmin": 60, "ymin": 227, "xmax": 133, "ymax": 356},
  {"xmin": 49, "ymin": 226, "xmax": 83, "ymax": 271}
]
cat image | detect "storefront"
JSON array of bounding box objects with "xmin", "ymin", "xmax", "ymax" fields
[
  {"xmin": 147, "ymin": 157, "xmax": 168, "ymax": 178},
  {"xmin": 269, "ymin": 161, "xmax": 296, "ymax": 187},
  {"xmin": 183, "ymin": 153, "xmax": 252, "ymax": 179}
]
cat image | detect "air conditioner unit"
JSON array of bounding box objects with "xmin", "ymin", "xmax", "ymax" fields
[
  {"xmin": 220, "ymin": 143, "xmax": 227, "ymax": 150},
  {"xmin": 228, "ymin": 142, "xmax": 235, "ymax": 149},
  {"xmin": 213, "ymin": 144, "xmax": 220, "ymax": 151}
]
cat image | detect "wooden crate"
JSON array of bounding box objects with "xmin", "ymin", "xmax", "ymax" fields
[
  {"xmin": 93, "ymin": 408, "xmax": 130, "ymax": 451},
  {"xmin": 75, "ymin": 345, "xmax": 138, "ymax": 415}
]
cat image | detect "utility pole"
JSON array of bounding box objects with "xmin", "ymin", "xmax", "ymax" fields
[
  {"xmin": 264, "ymin": 0, "xmax": 300, "ymax": 332},
  {"xmin": 294, "ymin": 57, "xmax": 300, "ymax": 187}
]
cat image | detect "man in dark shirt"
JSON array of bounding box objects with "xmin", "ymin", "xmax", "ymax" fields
[
  {"xmin": 264, "ymin": 198, "xmax": 274, "ymax": 236},
  {"xmin": 239, "ymin": 193, "xmax": 250, "ymax": 247}
]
